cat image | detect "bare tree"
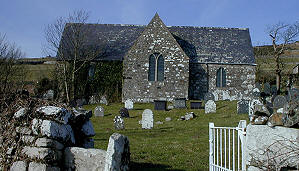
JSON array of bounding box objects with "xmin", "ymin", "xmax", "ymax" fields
[
  {"xmin": 0, "ymin": 33, "xmax": 25, "ymax": 98},
  {"xmin": 267, "ymin": 21, "xmax": 299, "ymax": 94},
  {"xmin": 44, "ymin": 10, "xmax": 102, "ymax": 103}
]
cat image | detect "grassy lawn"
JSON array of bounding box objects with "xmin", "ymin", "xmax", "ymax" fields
[{"xmin": 84, "ymin": 101, "xmax": 249, "ymax": 171}]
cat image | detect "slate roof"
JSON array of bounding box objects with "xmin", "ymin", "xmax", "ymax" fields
[{"xmin": 59, "ymin": 23, "xmax": 255, "ymax": 64}]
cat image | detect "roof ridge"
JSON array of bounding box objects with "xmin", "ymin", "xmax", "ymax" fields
[{"xmin": 167, "ymin": 25, "xmax": 248, "ymax": 30}]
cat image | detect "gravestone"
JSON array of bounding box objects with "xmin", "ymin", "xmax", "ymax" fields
[
  {"xmin": 249, "ymin": 99, "xmax": 263, "ymax": 116},
  {"xmin": 288, "ymin": 88, "xmax": 299, "ymax": 102},
  {"xmin": 264, "ymin": 82, "xmax": 271, "ymax": 95},
  {"xmin": 237, "ymin": 99, "xmax": 250, "ymax": 114},
  {"xmin": 43, "ymin": 90, "xmax": 54, "ymax": 100},
  {"xmin": 100, "ymin": 96, "xmax": 108, "ymax": 105},
  {"xmin": 114, "ymin": 116, "xmax": 125, "ymax": 130},
  {"xmin": 204, "ymin": 92, "xmax": 215, "ymax": 101},
  {"xmin": 271, "ymin": 85, "xmax": 277, "ymax": 96},
  {"xmin": 174, "ymin": 98, "xmax": 186, "ymax": 109},
  {"xmin": 252, "ymin": 88, "xmax": 261, "ymax": 98},
  {"xmin": 255, "ymin": 82, "xmax": 261, "ymax": 90},
  {"xmin": 124, "ymin": 99, "xmax": 133, "ymax": 110},
  {"xmin": 119, "ymin": 107, "xmax": 130, "ymax": 118},
  {"xmin": 190, "ymin": 101, "xmax": 203, "ymax": 109},
  {"xmin": 94, "ymin": 106, "xmax": 104, "ymax": 117},
  {"xmin": 154, "ymin": 100, "xmax": 166, "ymax": 110},
  {"xmin": 142, "ymin": 109, "xmax": 154, "ymax": 129},
  {"xmin": 273, "ymin": 95, "xmax": 287, "ymax": 109},
  {"xmin": 205, "ymin": 100, "xmax": 216, "ymax": 114}
]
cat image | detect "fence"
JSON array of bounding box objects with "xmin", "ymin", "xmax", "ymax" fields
[{"xmin": 209, "ymin": 120, "xmax": 247, "ymax": 171}]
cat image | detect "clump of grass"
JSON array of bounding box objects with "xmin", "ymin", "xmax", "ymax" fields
[{"xmin": 84, "ymin": 101, "xmax": 248, "ymax": 171}]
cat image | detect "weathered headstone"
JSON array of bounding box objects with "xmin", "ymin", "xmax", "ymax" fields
[
  {"xmin": 94, "ymin": 106, "xmax": 104, "ymax": 117},
  {"xmin": 88, "ymin": 95, "xmax": 99, "ymax": 104},
  {"xmin": 264, "ymin": 82, "xmax": 271, "ymax": 95},
  {"xmin": 190, "ymin": 101, "xmax": 203, "ymax": 109},
  {"xmin": 154, "ymin": 100, "xmax": 166, "ymax": 110},
  {"xmin": 237, "ymin": 99, "xmax": 250, "ymax": 114},
  {"xmin": 42, "ymin": 89, "xmax": 54, "ymax": 100},
  {"xmin": 271, "ymin": 85, "xmax": 277, "ymax": 96},
  {"xmin": 255, "ymin": 82, "xmax": 261, "ymax": 90},
  {"xmin": 104, "ymin": 133, "xmax": 130, "ymax": 171},
  {"xmin": 204, "ymin": 92, "xmax": 215, "ymax": 101},
  {"xmin": 174, "ymin": 98, "xmax": 186, "ymax": 109},
  {"xmin": 249, "ymin": 99, "xmax": 263, "ymax": 116},
  {"xmin": 100, "ymin": 96, "xmax": 108, "ymax": 105},
  {"xmin": 273, "ymin": 95, "xmax": 287, "ymax": 109},
  {"xmin": 252, "ymin": 88, "xmax": 261, "ymax": 98},
  {"xmin": 205, "ymin": 100, "xmax": 216, "ymax": 114},
  {"xmin": 114, "ymin": 116, "xmax": 125, "ymax": 130},
  {"xmin": 119, "ymin": 107, "xmax": 130, "ymax": 118},
  {"xmin": 124, "ymin": 99, "xmax": 133, "ymax": 110},
  {"xmin": 288, "ymin": 88, "xmax": 299, "ymax": 102},
  {"xmin": 142, "ymin": 109, "xmax": 154, "ymax": 129}
]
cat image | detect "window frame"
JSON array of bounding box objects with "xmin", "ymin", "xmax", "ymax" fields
[
  {"xmin": 148, "ymin": 53, "xmax": 164, "ymax": 82},
  {"xmin": 216, "ymin": 67, "xmax": 226, "ymax": 88}
]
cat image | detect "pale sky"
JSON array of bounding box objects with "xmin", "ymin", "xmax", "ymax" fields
[{"xmin": 0, "ymin": 0, "xmax": 298, "ymax": 57}]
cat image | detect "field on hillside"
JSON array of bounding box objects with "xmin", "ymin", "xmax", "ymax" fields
[{"xmin": 84, "ymin": 101, "xmax": 249, "ymax": 171}]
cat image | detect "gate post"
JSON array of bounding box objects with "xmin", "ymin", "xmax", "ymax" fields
[
  {"xmin": 209, "ymin": 122, "xmax": 214, "ymax": 171},
  {"xmin": 238, "ymin": 120, "xmax": 247, "ymax": 171}
]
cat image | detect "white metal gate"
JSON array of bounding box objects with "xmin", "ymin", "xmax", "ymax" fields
[{"xmin": 209, "ymin": 120, "xmax": 247, "ymax": 171}]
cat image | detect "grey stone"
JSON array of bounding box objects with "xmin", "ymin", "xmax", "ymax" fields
[
  {"xmin": 255, "ymin": 82, "xmax": 261, "ymax": 90},
  {"xmin": 42, "ymin": 89, "xmax": 54, "ymax": 100},
  {"xmin": 167, "ymin": 105, "xmax": 174, "ymax": 110},
  {"xmin": 205, "ymin": 100, "xmax": 216, "ymax": 114},
  {"xmin": 21, "ymin": 135, "xmax": 35, "ymax": 144},
  {"xmin": 82, "ymin": 138, "xmax": 94, "ymax": 148},
  {"xmin": 88, "ymin": 95, "xmax": 99, "ymax": 104},
  {"xmin": 252, "ymin": 116, "xmax": 268, "ymax": 125},
  {"xmin": 155, "ymin": 121, "xmax": 163, "ymax": 125},
  {"xmin": 252, "ymin": 88, "xmax": 261, "ymax": 97},
  {"xmin": 271, "ymin": 85, "xmax": 277, "ymax": 95},
  {"xmin": 288, "ymin": 88, "xmax": 299, "ymax": 102},
  {"xmin": 100, "ymin": 96, "xmax": 108, "ymax": 105},
  {"xmin": 94, "ymin": 106, "xmax": 104, "ymax": 117},
  {"xmin": 35, "ymin": 138, "xmax": 64, "ymax": 150},
  {"xmin": 104, "ymin": 133, "xmax": 130, "ymax": 171},
  {"xmin": 28, "ymin": 162, "xmax": 60, "ymax": 171},
  {"xmin": 16, "ymin": 126, "xmax": 32, "ymax": 135},
  {"xmin": 37, "ymin": 106, "xmax": 71, "ymax": 124},
  {"xmin": 174, "ymin": 98, "xmax": 186, "ymax": 108},
  {"xmin": 22, "ymin": 146, "xmax": 62, "ymax": 162},
  {"xmin": 142, "ymin": 109, "xmax": 154, "ymax": 129},
  {"xmin": 72, "ymin": 108, "xmax": 92, "ymax": 120},
  {"xmin": 204, "ymin": 92, "xmax": 215, "ymax": 101},
  {"xmin": 114, "ymin": 116, "xmax": 125, "ymax": 130},
  {"xmin": 253, "ymin": 104, "xmax": 272, "ymax": 116},
  {"xmin": 81, "ymin": 120, "xmax": 95, "ymax": 137},
  {"xmin": 32, "ymin": 119, "xmax": 75, "ymax": 144},
  {"xmin": 119, "ymin": 107, "xmax": 130, "ymax": 118},
  {"xmin": 245, "ymin": 124, "xmax": 299, "ymax": 170},
  {"xmin": 185, "ymin": 112, "xmax": 195, "ymax": 120},
  {"xmin": 10, "ymin": 161, "xmax": 27, "ymax": 171},
  {"xmin": 165, "ymin": 117, "xmax": 171, "ymax": 122},
  {"xmin": 273, "ymin": 95, "xmax": 287, "ymax": 109},
  {"xmin": 14, "ymin": 108, "xmax": 26, "ymax": 118},
  {"xmin": 64, "ymin": 147, "xmax": 106, "ymax": 171},
  {"xmin": 124, "ymin": 99, "xmax": 133, "ymax": 110},
  {"xmin": 249, "ymin": 99, "xmax": 263, "ymax": 116},
  {"xmin": 264, "ymin": 82, "xmax": 271, "ymax": 95},
  {"xmin": 282, "ymin": 101, "xmax": 299, "ymax": 127},
  {"xmin": 7, "ymin": 147, "xmax": 14, "ymax": 155},
  {"xmin": 237, "ymin": 99, "xmax": 250, "ymax": 114}
]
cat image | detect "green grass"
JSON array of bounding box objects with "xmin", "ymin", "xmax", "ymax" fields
[
  {"xmin": 23, "ymin": 64, "xmax": 55, "ymax": 81},
  {"xmin": 84, "ymin": 101, "xmax": 249, "ymax": 171}
]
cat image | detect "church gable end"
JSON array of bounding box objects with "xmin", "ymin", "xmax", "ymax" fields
[{"xmin": 123, "ymin": 13, "xmax": 189, "ymax": 102}]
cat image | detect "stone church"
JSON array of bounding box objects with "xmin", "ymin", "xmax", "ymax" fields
[{"xmin": 60, "ymin": 13, "xmax": 256, "ymax": 102}]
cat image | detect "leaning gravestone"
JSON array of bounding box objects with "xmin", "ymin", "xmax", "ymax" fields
[
  {"xmin": 94, "ymin": 106, "xmax": 104, "ymax": 117},
  {"xmin": 119, "ymin": 107, "xmax": 130, "ymax": 118},
  {"xmin": 124, "ymin": 99, "xmax": 133, "ymax": 110},
  {"xmin": 205, "ymin": 100, "xmax": 216, "ymax": 114},
  {"xmin": 288, "ymin": 88, "xmax": 299, "ymax": 102},
  {"xmin": 114, "ymin": 116, "xmax": 125, "ymax": 130},
  {"xmin": 263, "ymin": 82, "xmax": 271, "ymax": 95},
  {"xmin": 237, "ymin": 99, "xmax": 250, "ymax": 114},
  {"xmin": 273, "ymin": 95, "xmax": 287, "ymax": 109},
  {"xmin": 204, "ymin": 92, "xmax": 215, "ymax": 101},
  {"xmin": 142, "ymin": 109, "xmax": 154, "ymax": 129}
]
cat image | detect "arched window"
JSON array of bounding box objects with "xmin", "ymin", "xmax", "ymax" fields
[
  {"xmin": 148, "ymin": 54, "xmax": 156, "ymax": 81},
  {"xmin": 148, "ymin": 53, "xmax": 164, "ymax": 81},
  {"xmin": 216, "ymin": 67, "xmax": 226, "ymax": 87}
]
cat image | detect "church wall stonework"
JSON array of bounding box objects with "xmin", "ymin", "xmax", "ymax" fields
[
  {"xmin": 189, "ymin": 64, "xmax": 255, "ymax": 101},
  {"xmin": 122, "ymin": 14, "xmax": 189, "ymax": 103}
]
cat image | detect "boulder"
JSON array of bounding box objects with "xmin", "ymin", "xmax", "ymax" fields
[
  {"xmin": 104, "ymin": 133, "xmax": 130, "ymax": 171},
  {"xmin": 37, "ymin": 106, "xmax": 71, "ymax": 124},
  {"xmin": 253, "ymin": 104, "xmax": 271, "ymax": 116},
  {"xmin": 28, "ymin": 162, "xmax": 60, "ymax": 171},
  {"xmin": 267, "ymin": 113, "xmax": 283, "ymax": 127},
  {"xmin": 81, "ymin": 120, "xmax": 95, "ymax": 137},
  {"xmin": 32, "ymin": 119, "xmax": 75, "ymax": 144},
  {"xmin": 245, "ymin": 124, "xmax": 299, "ymax": 170},
  {"xmin": 14, "ymin": 108, "xmax": 26, "ymax": 118},
  {"xmin": 82, "ymin": 138, "xmax": 94, "ymax": 148},
  {"xmin": 251, "ymin": 116, "xmax": 268, "ymax": 125},
  {"xmin": 22, "ymin": 146, "xmax": 62, "ymax": 162},
  {"xmin": 64, "ymin": 147, "xmax": 106, "ymax": 171},
  {"xmin": 10, "ymin": 161, "xmax": 27, "ymax": 171}
]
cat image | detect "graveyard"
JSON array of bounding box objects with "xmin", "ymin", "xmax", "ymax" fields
[{"xmin": 84, "ymin": 100, "xmax": 249, "ymax": 170}]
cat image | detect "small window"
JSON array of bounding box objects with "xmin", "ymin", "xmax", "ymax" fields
[
  {"xmin": 148, "ymin": 53, "xmax": 164, "ymax": 81},
  {"xmin": 216, "ymin": 67, "xmax": 226, "ymax": 87}
]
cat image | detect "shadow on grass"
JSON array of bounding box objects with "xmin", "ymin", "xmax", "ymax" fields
[
  {"xmin": 130, "ymin": 162, "xmax": 185, "ymax": 171},
  {"xmin": 217, "ymin": 105, "xmax": 228, "ymax": 110},
  {"xmin": 104, "ymin": 113, "xmax": 112, "ymax": 116}
]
